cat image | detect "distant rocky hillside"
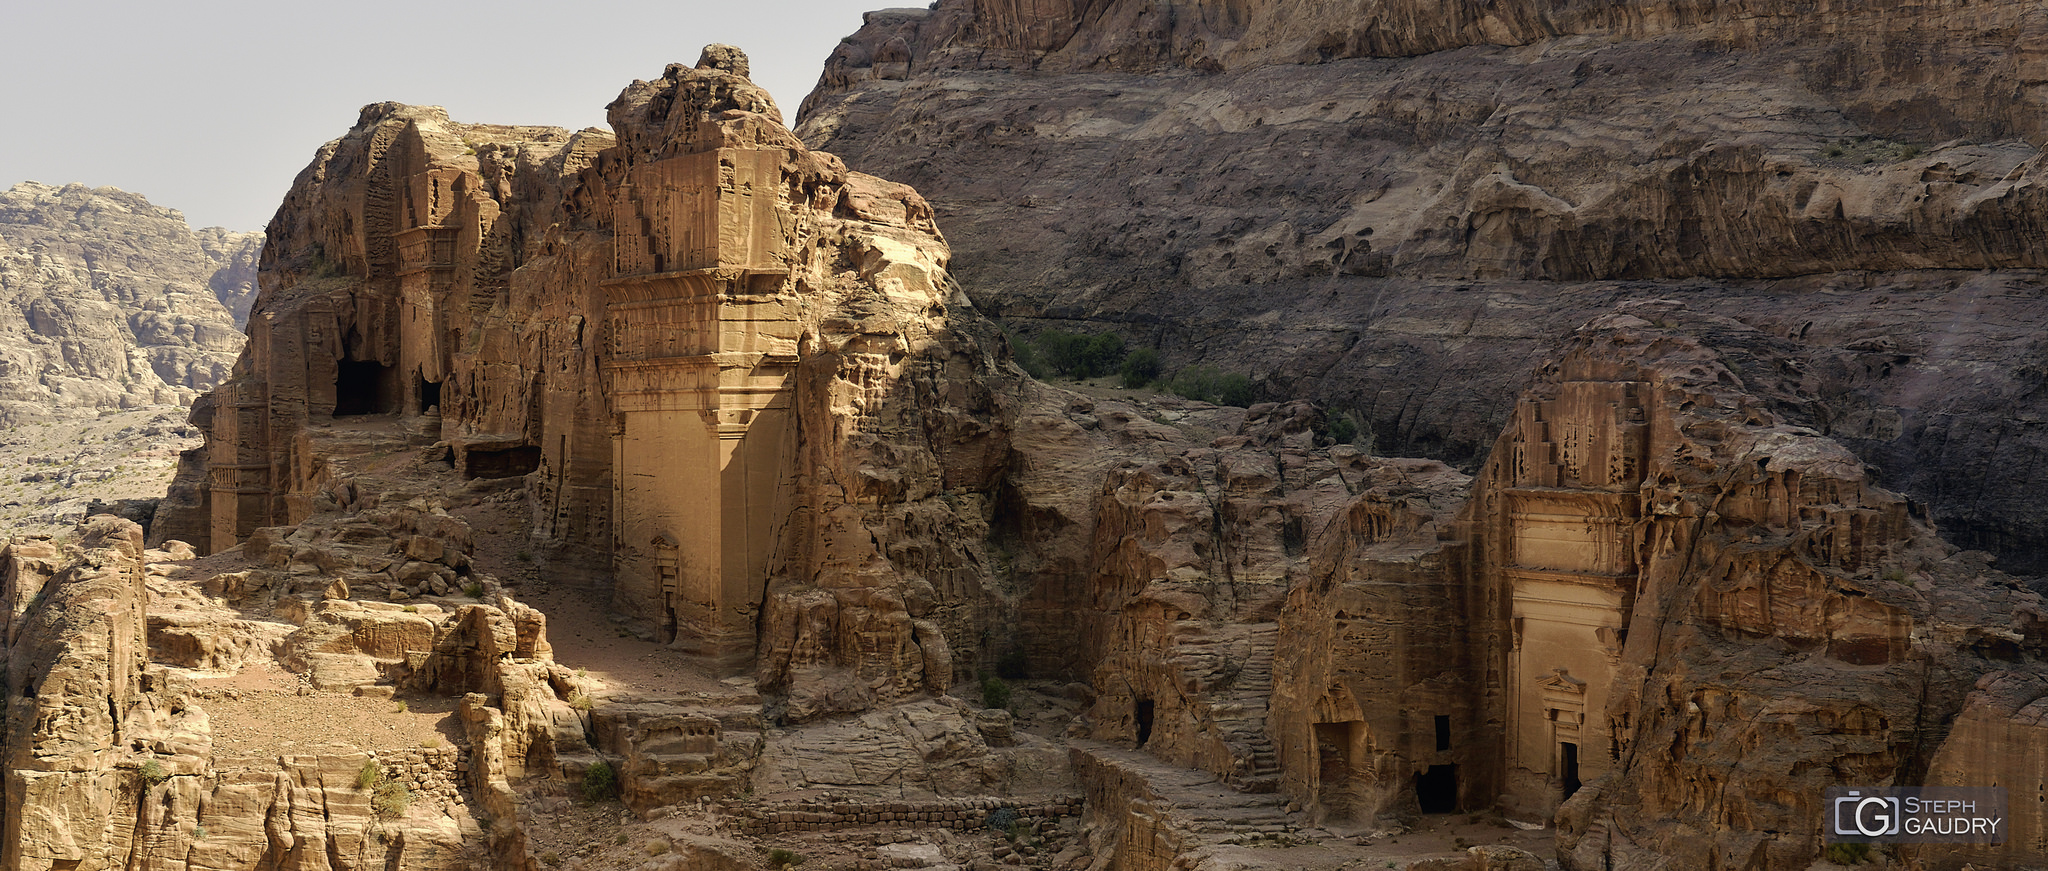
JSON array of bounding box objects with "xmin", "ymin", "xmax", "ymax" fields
[
  {"xmin": 798, "ymin": 0, "xmax": 2048, "ymax": 576},
  {"xmin": 0, "ymin": 181, "xmax": 257, "ymax": 420},
  {"xmin": 0, "ymin": 181, "xmax": 259, "ymax": 535}
]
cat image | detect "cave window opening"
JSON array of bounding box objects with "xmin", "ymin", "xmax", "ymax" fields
[
  {"xmin": 418, "ymin": 376, "xmax": 442, "ymax": 413},
  {"xmin": 1134, "ymin": 699, "xmax": 1155, "ymax": 748},
  {"xmin": 1434, "ymin": 715, "xmax": 1451, "ymax": 752},
  {"xmin": 1561, "ymin": 742, "xmax": 1582, "ymax": 800},
  {"xmin": 463, "ymin": 446, "xmax": 542, "ymax": 479},
  {"xmin": 334, "ymin": 360, "xmax": 395, "ymax": 416},
  {"xmin": 658, "ymin": 568, "xmax": 679, "ymax": 641},
  {"xmin": 1414, "ymin": 763, "xmax": 1458, "ymax": 813}
]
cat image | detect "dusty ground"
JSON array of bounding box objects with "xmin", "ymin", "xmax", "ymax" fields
[{"xmin": 0, "ymin": 405, "xmax": 198, "ymax": 536}]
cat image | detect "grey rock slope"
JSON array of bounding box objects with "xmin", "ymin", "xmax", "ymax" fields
[
  {"xmin": 0, "ymin": 181, "xmax": 256, "ymax": 421},
  {"xmin": 0, "ymin": 181, "xmax": 258, "ymax": 536},
  {"xmin": 797, "ymin": 0, "xmax": 2048, "ymax": 576}
]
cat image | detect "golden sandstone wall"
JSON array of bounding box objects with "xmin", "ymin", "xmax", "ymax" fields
[
  {"xmin": 106, "ymin": 31, "xmax": 2048, "ymax": 871},
  {"xmin": 169, "ymin": 48, "xmax": 1015, "ymax": 705}
]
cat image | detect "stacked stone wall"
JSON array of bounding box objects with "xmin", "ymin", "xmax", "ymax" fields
[{"xmin": 725, "ymin": 796, "xmax": 1083, "ymax": 835}]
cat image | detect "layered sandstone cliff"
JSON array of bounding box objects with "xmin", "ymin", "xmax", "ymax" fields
[
  {"xmin": 23, "ymin": 16, "xmax": 2037, "ymax": 871},
  {"xmin": 799, "ymin": 0, "xmax": 2048, "ymax": 577},
  {"xmin": 0, "ymin": 182, "xmax": 255, "ymax": 416}
]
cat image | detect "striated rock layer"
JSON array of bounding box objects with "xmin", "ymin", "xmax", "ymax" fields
[
  {"xmin": 799, "ymin": 0, "xmax": 2048, "ymax": 576},
  {"xmin": 0, "ymin": 182, "xmax": 256, "ymax": 419},
  {"xmin": 0, "ymin": 183, "xmax": 259, "ymax": 538}
]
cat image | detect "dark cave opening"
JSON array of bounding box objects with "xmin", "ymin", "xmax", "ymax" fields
[
  {"xmin": 417, "ymin": 376, "xmax": 442, "ymax": 413},
  {"xmin": 334, "ymin": 360, "xmax": 396, "ymax": 416},
  {"xmin": 1415, "ymin": 763, "xmax": 1458, "ymax": 814},
  {"xmin": 463, "ymin": 446, "xmax": 541, "ymax": 480}
]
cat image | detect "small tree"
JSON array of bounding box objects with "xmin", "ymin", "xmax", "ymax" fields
[
  {"xmin": 1167, "ymin": 366, "xmax": 1254, "ymax": 407},
  {"xmin": 372, "ymin": 779, "xmax": 411, "ymax": 818},
  {"xmin": 980, "ymin": 675, "xmax": 1012, "ymax": 710},
  {"xmin": 1119, "ymin": 348, "xmax": 1162, "ymax": 388},
  {"xmin": 581, "ymin": 760, "xmax": 619, "ymax": 802}
]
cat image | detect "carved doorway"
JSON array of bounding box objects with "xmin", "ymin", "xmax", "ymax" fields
[
  {"xmin": 653, "ymin": 534, "xmax": 679, "ymax": 643},
  {"xmin": 1315, "ymin": 721, "xmax": 1363, "ymax": 820},
  {"xmin": 335, "ymin": 360, "xmax": 396, "ymax": 416},
  {"xmin": 1415, "ymin": 764, "xmax": 1458, "ymax": 814},
  {"xmin": 1134, "ymin": 698, "xmax": 1155, "ymax": 747},
  {"xmin": 1560, "ymin": 742, "xmax": 1581, "ymax": 800}
]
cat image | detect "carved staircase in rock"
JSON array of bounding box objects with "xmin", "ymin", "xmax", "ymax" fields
[
  {"xmin": 1072, "ymin": 740, "xmax": 1301, "ymax": 850},
  {"xmin": 1178, "ymin": 622, "xmax": 1284, "ymax": 793}
]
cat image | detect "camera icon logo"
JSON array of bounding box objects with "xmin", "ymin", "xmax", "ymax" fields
[{"xmin": 1833, "ymin": 790, "xmax": 1902, "ymax": 838}]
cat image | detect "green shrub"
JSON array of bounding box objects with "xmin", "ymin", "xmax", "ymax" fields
[
  {"xmin": 984, "ymin": 806, "xmax": 1019, "ymax": 832},
  {"xmin": 1119, "ymin": 348, "xmax": 1162, "ymax": 388},
  {"xmin": 1037, "ymin": 330, "xmax": 1126, "ymax": 379},
  {"xmin": 581, "ymin": 760, "xmax": 619, "ymax": 803},
  {"xmin": 768, "ymin": 847, "xmax": 805, "ymax": 867},
  {"xmin": 1004, "ymin": 328, "xmax": 1050, "ymax": 379},
  {"xmin": 568, "ymin": 692, "xmax": 594, "ymax": 711},
  {"xmin": 462, "ymin": 581, "xmax": 483, "ymax": 598},
  {"xmin": 372, "ymin": 779, "xmax": 411, "ymax": 818},
  {"xmin": 139, "ymin": 759, "xmax": 169, "ymax": 787},
  {"xmin": 981, "ymin": 675, "xmax": 1012, "ymax": 710},
  {"xmin": 1326, "ymin": 412, "xmax": 1360, "ymax": 445},
  {"xmin": 356, "ymin": 759, "xmax": 382, "ymax": 790},
  {"xmin": 1823, "ymin": 842, "xmax": 1874, "ymax": 865},
  {"xmin": 1167, "ymin": 366, "xmax": 1255, "ymax": 407}
]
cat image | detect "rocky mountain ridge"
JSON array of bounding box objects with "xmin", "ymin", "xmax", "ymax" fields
[
  {"xmin": 798, "ymin": 0, "xmax": 2048, "ymax": 577},
  {"xmin": 0, "ymin": 181, "xmax": 261, "ymax": 538}
]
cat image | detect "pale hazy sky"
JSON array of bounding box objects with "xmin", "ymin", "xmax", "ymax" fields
[{"xmin": 1, "ymin": 0, "xmax": 895, "ymax": 232}]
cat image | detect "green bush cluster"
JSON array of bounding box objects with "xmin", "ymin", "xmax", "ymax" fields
[
  {"xmin": 1166, "ymin": 366, "xmax": 1255, "ymax": 407},
  {"xmin": 356, "ymin": 759, "xmax": 382, "ymax": 791},
  {"xmin": 980, "ymin": 675, "xmax": 1012, "ymax": 711},
  {"xmin": 1012, "ymin": 329, "xmax": 1128, "ymax": 380},
  {"xmin": 1005, "ymin": 325, "xmax": 1256, "ymax": 406},
  {"xmin": 581, "ymin": 760, "xmax": 619, "ymax": 803},
  {"xmin": 1120, "ymin": 348, "xmax": 1162, "ymax": 388},
  {"xmin": 372, "ymin": 779, "xmax": 411, "ymax": 818}
]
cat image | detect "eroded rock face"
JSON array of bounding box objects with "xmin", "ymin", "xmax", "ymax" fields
[
  {"xmin": 107, "ymin": 25, "xmax": 2048, "ymax": 871},
  {"xmin": 0, "ymin": 183, "xmax": 257, "ymax": 539},
  {"xmin": 799, "ymin": 0, "xmax": 2048, "ymax": 576},
  {"xmin": 1479, "ymin": 308, "xmax": 2048, "ymax": 868},
  {"xmin": 164, "ymin": 45, "xmax": 1025, "ymax": 732},
  {"xmin": 0, "ymin": 518, "xmax": 498, "ymax": 871},
  {"xmin": 0, "ymin": 182, "xmax": 255, "ymax": 419}
]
